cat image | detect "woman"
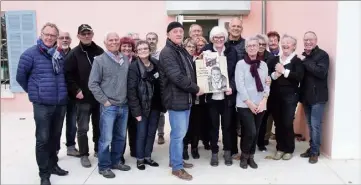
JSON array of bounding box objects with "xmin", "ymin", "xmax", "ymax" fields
[
  {"xmin": 201, "ymin": 26, "xmax": 238, "ymax": 167},
  {"xmin": 127, "ymin": 40, "xmax": 164, "ymax": 170},
  {"xmin": 195, "ymin": 36, "xmax": 208, "ymax": 56},
  {"xmin": 182, "ymin": 38, "xmax": 207, "ymax": 160},
  {"xmin": 268, "ymin": 34, "xmax": 304, "ymax": 160},
  {"xmin": 235, "ymin": 37, "xmax": 270, "ymax": 169},
  {"xmin": 119, "ymin": 36, "xmax": 137, "ymax": 163}
]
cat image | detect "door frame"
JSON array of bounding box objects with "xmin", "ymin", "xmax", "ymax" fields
[{"xmin": 176, "ymin": 15, "xmax": 242, "ymax": 29}]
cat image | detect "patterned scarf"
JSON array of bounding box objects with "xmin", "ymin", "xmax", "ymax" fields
[{"xmin": 37, "ymin": 39, "xmax": 63, "ymax": 75}]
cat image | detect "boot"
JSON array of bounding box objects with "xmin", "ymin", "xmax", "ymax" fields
[
  {"xmin": 183, "ymin": 147, "xmax": 189, "ymax": 160},
  {"xmin": 191, "ymin": 148, "xmax": 200, "ymax": 159},
  {"xmin": 224, "ymin": 150, "xmax": 232, "ymax": 166},
  {"xmin": 248, "ymin": 154, "xmax": 258, "ymax": 169},
  {"xmin": 239, "ymin": 153, "xmax": 249, "ymax": 169},
  {"xmin": 210, "ymin": 153, "xmax": 219, "ymax": 167}
]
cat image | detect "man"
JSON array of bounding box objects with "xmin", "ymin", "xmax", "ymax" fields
[
  {"xmin": 16, "ymin": 22, "xmax": 69, "ymax": 185},
  {"xmin": 146, "ymin": 32, "xmax": 165, "ymax": 145},
  {"xmin": 159, "ymin": 21, "xmax": 204, "ymax": 181},
  {"xmin": 56, "ymin": 31, "xmax": 80, "ymax": 157},
  {"xmin": 189, "ymin": 24, "xmax": 203, "ymax": 40},
  {"xmin": 127, "ymin": 32, "xmax": 140, "ymax": 44},
  {"xmin": 89, "ymin": 32, "xmax": 131, "ymax": 178},
  {"xmin": 64, "ymin": 24, "xmax": 104, "ymax": 168},
  {"xmin": 300, "ymin": 31, "xmax": 329, "ymax": 164},
  {"xmin": 267, "ymin": 31, "xmax": 282, "ymax": 56}
]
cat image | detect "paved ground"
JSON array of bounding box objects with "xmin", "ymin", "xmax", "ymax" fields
[{"xmin": 1, "ymin": 112, "xmax": 360, "ymax": 184}]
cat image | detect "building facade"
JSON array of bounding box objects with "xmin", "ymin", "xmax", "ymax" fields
[{"xmin": 1, "ymin": 1, "xmax": 360, "ymax": 159}]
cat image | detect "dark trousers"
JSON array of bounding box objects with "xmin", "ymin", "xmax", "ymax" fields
[
  {"xmin": 257, "ymin": 110, "xmax": 270, "ymax": 147},
  {"xmin": 270, "ymin": 94, "xmax": 298, "ymax": 153},
  {"xmin": 201, "ymin": 105, "xmax": 211, "ymax": 146},
  {"xmin": 184, "ymin": 104, "xmax": 206, "ymax": 149},
  {"xmin": 76, "ymin": 102, "xmax": 100, "ymax": 156},
  {"xmin": 33, "ymin": 103, "xmax": 66, "ymax": 178},
  {"xmin": 136, "ymin": 110, "xmax": 160, "ymax": 160},
  {"xmin": 57, "ymin": 99, "xmax": 77, "ymax": 151},
  {"xmin": 238, "ymin": 108, "xmax": 265, "ymax": 154},
  {"xmin": 208, "ymin": 100, "xmax": 233, "ymax": 154},
  {"xmin": 231, "ymin": 109, "xmax": 239, "ymax": 155},
  {"xmin": 124, "ymin": 115, "xmax": 137, "ymax": 156}
]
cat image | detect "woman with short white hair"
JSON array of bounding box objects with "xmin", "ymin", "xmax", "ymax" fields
[
  {"xmin": 268, "ymin": 34, "xmax": 304, "ymax": 160},
  {"xmin": 200, "ymin": 26, "xmax": 238, "ymax": 167}
]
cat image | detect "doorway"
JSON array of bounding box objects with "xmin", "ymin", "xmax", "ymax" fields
[{"xmin": 183, "ymin": 19, "xmax": 218, "ymax": 42}]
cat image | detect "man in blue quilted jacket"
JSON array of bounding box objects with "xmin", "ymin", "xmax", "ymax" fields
[{"xmin": 16, "ymin": 22, "xmax": 69, "ymax": 185}]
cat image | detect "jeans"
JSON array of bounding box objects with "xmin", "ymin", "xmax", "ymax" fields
[
  {"xmin": 169, "ymin": 109, "xmax": 191, "ymax": 171},
  {"xmin": 208, "ymin": 100, "xmax": 233, "ymax": 154},
  {"xmin": 136, "ymin": 110, "xmax": 161, "ymax": 160},
  {"xmin": 238, "ymin": 108, "xmax": 265, "ymax": 154},
  {"xmin": 33, "ymin": 103, "xmax": 66, "ymax": 178},
  {"xmin": 303, "ymin": 103, "xmax": 326, "ymax": 155},
  {"xmin": 98, "ymin": 105, "xmax": 128, "ymax": 171},
  {"xmin": 76, "ymin": 102, "xmax": 100, "ymax": 156},
  {"xmin": 157, "ymin": 112, "xmax": 165, "ymax": 137},
  {"xmin": 57, "ymin": 99, "xmax": 77, "ymax": 151}
]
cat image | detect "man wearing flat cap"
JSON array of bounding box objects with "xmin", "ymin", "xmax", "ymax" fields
[
  {"xmin": 64, "ymin": 24, "xmax": 104, "ymax": 168},
  {"xmin": 158, "ymin": 21, "xmax": 204, "ymax": 181}
]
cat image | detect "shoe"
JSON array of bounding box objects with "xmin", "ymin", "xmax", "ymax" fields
[
  {"xmin": 51, "ymin": 165, "xmax": 69, "ymax": 176},
  {"xmin": 169, "ymin": 161, "xmax": 193, "ymax": 168},
  {"xmin": 300, "ymin": 148, "xmax": 311, "ymax": 158},
  {"xmin": 99, "ymin": 169, "xmax": 115, "ymax": 178},
  {"xmin": 112, "ymin": 163, "xmax": 131, "ymax": 171},
  {"xmin": 144, "ymin": 159, "xmax": 159, "ymax": 167},
  {"xmin": 264, "ymin": 140, "xmax": 269, "ymax": 146},
  {"xmin": 41, "ymin": 178, "xmax": 51, "ymax": 185},
  {"xmin": 80, "ymin": 156, "xmax": 91, "ymax": 168},
  {"xmin": 224, "ymin": 150, "xmax": 232, "ymax": 166},
  {"xmin": 158, "ymin": 136, "xmax": 165, "ymax": 145},
  {"xmin": 239, "ymin": 153, "xmax": 249, "ymax": 169},
  {"xmin": 203, "ymin": 143, "xmax": 211, "ymax": 150},
  {"xmin": 210, "ymin": 153, "xmax": 219, "ymax": 167},
  {"xmin": 273, "ymin": 151, "xmax": 284, "ymax": 160},
  {"xmin": 258, "ymin": 146, "xmax": 267, "ymax": 152},
  {"xmin": 248, "ymin": 155, "xmax": 258, "ymax": 169},
  {"xmin": 232, "ymin": 153, "xmax": 241, "ymax": 160},
  {"xmin": 191, "ymin": 148, "xmax": 200, "ymax": 159},
  {"xmin": 137, "ymin": 160, "xmax": 146, "ymax": 170},
  {"xmin": 183, "ymin": 149, "xmax": 189, "ymax": 160},
  {"xmin": 67, "ymin": 146, "xmax": 80, "ymax": 157},
  {"xmin": 172, "ymin": 169, "xmax": 193, "ymax": 181},
  {"xmin": 309, "ymin": 155, "xmax": 318, "ymax": 164},
  {"xmin": 94, "ymin": 152, "xmax": 98, "ymax": 158},
  {"xmin": 282, "ymin": 153, "xmax": 293, "ymax": 160}
]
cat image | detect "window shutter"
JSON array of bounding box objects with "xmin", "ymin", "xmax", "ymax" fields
[{"xmin": 5, "ymin": 10, "xmax": 37, "ymax": 93}]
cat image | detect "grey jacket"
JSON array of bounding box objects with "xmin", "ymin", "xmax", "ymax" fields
[{"xmin": 88, "ymin": 52, "xmax": 129, "ymax": 106}]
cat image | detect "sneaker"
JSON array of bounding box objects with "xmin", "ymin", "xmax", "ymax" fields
[
  {"xmin": 112, "ymin": 163, "xmax": 131, "ymax": 171},
  {"xmin": 99, "ymin": 169, "xmax": 115, "ymax": 178},
  {"xmin": 273, "ymin": 151, "xmax": 284, "ymax": 160},
  {"xmin": 80, "ymin": 156, "xmax": 91, "ymax": 168},
  {"xmin": 282, "ymin": 153, "xmax": 293, "ymax": 160},
  {"xmin": 158, "ymin": 136, "xmax": 165, "ymax": 145},
  {"xmin": 172, "ymin": 169, "xmax": 193, "ymax": 181},
  {"xmin": 144, "ymin": 159, "xmax": 159, "ymax": 167}
]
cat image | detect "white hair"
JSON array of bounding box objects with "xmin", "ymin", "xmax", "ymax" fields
[
  {"xmin": 245, "ymin": 36, "xmax": 260, "ymax": 47},
  {"xmin": 281, "ymin": 34, "xmax": 297, "ymax": 47},
  {"xmin": 104, "ymin": 32, "xmax": 119, "ymax": 42},
  {"xmin": 255, "ymin": 34, "xmax": 268, "ymax": 44},
  {"xmin": 209, "ymin": 26, "xmax": 228, "ymax": 43}
]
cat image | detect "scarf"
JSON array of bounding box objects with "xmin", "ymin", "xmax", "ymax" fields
[
  {"xmin": 37, "ymin": 39, "xmax": 63, "ymax": 75},
  {"xmin": 244, "ymin": 54, "xmax": 264, "ymax": 92}
]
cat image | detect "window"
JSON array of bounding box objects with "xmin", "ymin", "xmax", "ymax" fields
[{"xmin": 2, "ymin": 10, "xmax": 37, "ymax": 93}]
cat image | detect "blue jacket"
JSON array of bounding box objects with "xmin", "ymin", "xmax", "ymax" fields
[{"xmin": 16, "ymin": 45, "xmax": 68, "ymax": 105}]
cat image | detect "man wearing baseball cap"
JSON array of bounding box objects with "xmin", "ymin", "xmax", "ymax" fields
[
  {"xmin": 158, "ymin": 21, "xmax": 204, "ymax": 181},
  {"xmin": 64, "ymin": 24, "xmax": 104, "ymax": 168}
]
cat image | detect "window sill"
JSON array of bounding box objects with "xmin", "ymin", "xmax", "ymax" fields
[{"xmin": 1, "ymin": 84, "xmax": 14, "ymax": 99}]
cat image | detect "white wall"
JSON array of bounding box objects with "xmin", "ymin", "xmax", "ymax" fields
[{"xmin": 332, "ymin": 1, "xmax": 361, "ymax": 159}]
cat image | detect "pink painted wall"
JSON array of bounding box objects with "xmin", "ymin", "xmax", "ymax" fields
[{"xmin": 266, "ymin": 1, "xmax": 338, "ymax": 157}]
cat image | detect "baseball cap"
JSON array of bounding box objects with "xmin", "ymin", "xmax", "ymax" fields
[{"xmin": 78, "ymin": 24, "xmax": 93, "ymax": 34}]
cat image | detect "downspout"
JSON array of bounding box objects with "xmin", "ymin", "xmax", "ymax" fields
[{"xmin": 261, "ymin": 0, "xmax": 267, "ymax": 34}]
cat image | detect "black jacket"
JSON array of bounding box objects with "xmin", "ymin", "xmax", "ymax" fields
[
  {"xmin": 159, "ymin": 39, "xmax": 199, "ymax": 111},
  {"xmin": 226, "ymin": 37, "xmax": 246, "ymax": 60},
  {"xmin": 300, "ymin": 46, "xmax": 329, "ymax": 105},
  {"xmin": 64, "ymin": 42, "xmax": 104, "ymax": 103},
  {"xmin": 268, "ymin": 55, "xmax": 304, "ymax": 98},
  {"xmin": 127, "ymin": 57, "xmax": 165, "ymax": 118},
  {"xmin": 200, "ymin": 43, "xmax": 238, "ymax": 106},
  {"xmin": 259, "ymin": 50, "xmax": 274, "ymax": 64}
]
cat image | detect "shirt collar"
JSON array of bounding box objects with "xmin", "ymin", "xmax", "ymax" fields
[
  {"xmin": 105, "ymin": 50, "xmax": 124, "ymax": 65},
  {"xmin": 280, "ymin": 52, "xmax": 296, "ymax": 65},
  {"xmin": 213, "ymin": 45, "xmax": 225, "ymax": 56}
]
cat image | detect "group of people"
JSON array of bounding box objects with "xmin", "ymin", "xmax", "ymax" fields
[{"xmin": 16, "ymin": 16, "xmax": 329, "ymax": 185}]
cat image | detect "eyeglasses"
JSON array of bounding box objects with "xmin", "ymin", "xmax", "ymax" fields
[
  {"xmin": 213, "ymin": 36, "xmax": 225, "ymax": 41},
  {"xmin": 259, "ymin": 43, "xmax": 267, "ymax": 46},
  {"xmin": 58, "ymin": 36, "xmax": 70, "ymax": 40},
  {"xmin": 247, "ymin": 44, "xmax": 259, "ymax": 48},
  {"xmin": 42, "ymin": 32, "xmax": 57, "ymax": 38},
  {"xmin": 186, "ymin": 45, "xmax": 196, "ymax": 49}
]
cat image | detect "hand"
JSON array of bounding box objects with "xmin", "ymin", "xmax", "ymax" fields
[
  {"xmin": 225, "ymin": 88, "xmax": 232, "ymax": 95},
  {"xmin": 104, "ymin": 100, "xmax": 111, "ymax": 107},
  {"xmin": 265, "ymin": 76, "xmax": 271, "ymax": 86},
  {"xmin": 197, "ymin": 53, "xmax": 204, "ymax": 59},
  {"xmin": 275, "ymin": 63, "xmax": 285, "ymax": 74},
  {"xmin": 76, "ymin": 91, "xmax": 84, "ymax": 99},
  {"xmin": 256, "ymin": 98, "xmax": 267, "ymax": 113},
  {"xmin": 136, "ymin": 116, "xmax": 142, "ymax": 122},
  {"xmin": 245, "ymin": 100, "xmax": 258, "ymax": 114},
  {"xmin": 196, "ymin": 88, "xmax": 204, "ymax": 96}
]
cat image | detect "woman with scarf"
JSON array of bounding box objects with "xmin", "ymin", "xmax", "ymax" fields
[
  {"xmin": 127, "ymin": 40, "xmax": 165, "ymax": 170},
  {"xmin": 235, "ymin": 36, "xmax": 270, "ymax": 169}
]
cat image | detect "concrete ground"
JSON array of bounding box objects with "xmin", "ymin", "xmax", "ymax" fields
[{"xmin": 1, "ymin": 112, "xmax": 360, "ymax": 184}]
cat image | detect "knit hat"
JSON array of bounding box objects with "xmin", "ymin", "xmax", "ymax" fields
[{"xmin": 167, "ymin": 22, "xmax": 184, "ymax": 33}]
